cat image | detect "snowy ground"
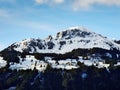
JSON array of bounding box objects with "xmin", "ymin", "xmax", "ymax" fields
[
  {"xmin": 45, "ymin": 58, "xmax": 79, "ymax": 70},
  {"xmin": 9, "ymin": 55, "xmax": 111, "ymax": 72},
  {"xmin": 78, "ymin": 56, "xmax": 110, "ymax": 68},
  {"xmin": 1, "ymin": 54, "xmax": 119, "ymax": 72},
  {"xmin": 114, "ymin": 62, "xmax": 120, "ymax": 67},
  {"xmin": 0, "ymin": 56, "xmax": 7, "ymax": 68},
  {"xmin": 9, "ymin": 56, "xmax": 79, "ymax": 71},
  {"xmin": 9, "ymin": 55, "xmax": 47, "ymax": 71}
]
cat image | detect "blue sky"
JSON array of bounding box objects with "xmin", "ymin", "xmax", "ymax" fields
[{"xmin": 0, "ymin": 0, "xmax": 120, "ymax": 50}]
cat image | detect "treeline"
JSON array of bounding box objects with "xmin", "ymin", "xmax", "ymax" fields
[
  {"xmin": 0, "ymin": 47, "xmax": 120, "ymax": 63},
  {"xmin": 33, "ymin": 48, "xmax": 120, "ymax": 61}
]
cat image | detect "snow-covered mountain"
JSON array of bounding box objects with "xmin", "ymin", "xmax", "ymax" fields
[
  {"xmin": 1, "ymin": 27, "xmax": 120, "ymax": 90},
  {"xmin": 1, "ymin": 26, "xmax": 120, "ymax": 71},
  {"xmin": 5, "ymin": 26, "xmax": 120, "ymax": 54}
]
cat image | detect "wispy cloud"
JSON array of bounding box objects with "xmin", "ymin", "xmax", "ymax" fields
[
  {"xmin": 0, "ymin": 17, "xmax": 55, "ymax": 32},
  {"xmin": 1, "ymin": 0, "xmax": 120, "ymax": 11},
  {"xmin": 34, "ymin": 0, "xmax": 120, "ymax": 11},
  {"xmin": 35, "ymin": 0, "xmax": 44, "ymax": 4},
  {"xmin": 72, "ymin": 0, "xmax": 120, "ymax": 11},
  {"xmin": 16, "ymin": 20, "xmax": 54, "ymax": 31},
  {"xmin": 0, "ymin": 11, "xmax": 55, "ymax": 32},
  {"xmin": 35, "ymin": 0, "xmax": 64, "ymax": 5}
]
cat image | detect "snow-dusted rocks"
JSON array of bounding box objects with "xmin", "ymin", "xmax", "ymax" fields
[{"xmin": 0, "ymin": 56, "xmax": 7, "ymax": 68}]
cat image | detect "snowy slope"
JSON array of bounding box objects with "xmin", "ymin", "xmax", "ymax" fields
[{"xmin": 6, "ymin": 26, "xmax": 120, "ymax": 54}]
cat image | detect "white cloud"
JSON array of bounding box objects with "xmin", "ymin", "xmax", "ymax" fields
[
  {"xmin": 72, "ymin": 0, "xmax": 120, "ymax": 11},
  {"xmin": 35, "ymin": 0, "xmax": 64, "ymax": 4},
  {"xmin": 35, "ymin": 0, "xmax": 45, "ymax": 4},
  {"xmin": 35, "ymin": 0, "xmax": 120, "ymax": 10},
  {"xmin": 54, "ymin": 0, "xmax": 64, "ymax": 4}
]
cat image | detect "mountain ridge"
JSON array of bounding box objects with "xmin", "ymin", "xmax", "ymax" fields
[{"xmin": 2, "ymin": 26, "xmax": 120, "ymax": 54}]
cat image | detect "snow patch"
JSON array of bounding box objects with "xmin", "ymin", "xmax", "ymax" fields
[
  {"xmin": 114, "ymin": 62, "xmax": 120, "ymax": 67},
  {"xmin": 0, "ymin": 56, "xmax": 7, "ymax": 68},
  {"xmin": 46, "ymin": 58, "xmax": 79, "ymax": 70},
  {"xmin": 78, "ymin": 57, "xmax": 110, "ymax": 68},
  {"xmin": 81, "ymin": 73, "xmax": 87, "ymax": 79}
]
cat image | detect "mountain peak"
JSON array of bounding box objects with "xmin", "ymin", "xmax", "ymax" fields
[
  {"xmin": 68, "ymin": 26, "xmax": 91, "ymax": 32},
  {"xmin": 55, "ymin": 26, "xmax": 93, "ymax": 40}
]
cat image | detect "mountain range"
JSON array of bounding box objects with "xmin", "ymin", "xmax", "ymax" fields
[{"xmin": 4, "ymin": 26, "xmax": 120, "ymax": 54}]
